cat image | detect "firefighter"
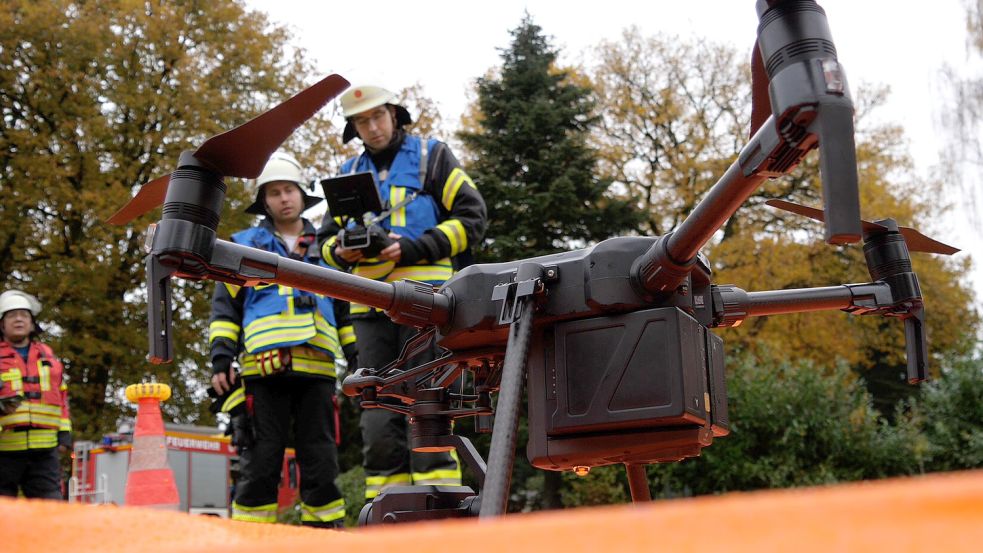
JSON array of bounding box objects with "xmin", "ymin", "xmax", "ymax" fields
[
  {"xmin": 0, "ymin": 290, "xmax": 72, "ymax": 499},
  {"xmin": 208, "ymin": 151, "xmax": 355, "ymax": 528},
  {"xmin": 319, "ymin": 85, "xmax": 487, "ymax": 500}
]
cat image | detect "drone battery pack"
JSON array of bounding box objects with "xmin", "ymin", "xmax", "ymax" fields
[{"xmin": 526, "ymin": 306, "xmax": 728, "ymax": 471}]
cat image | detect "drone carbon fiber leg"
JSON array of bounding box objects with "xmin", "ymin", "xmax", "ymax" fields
[{"xmin": 479, "ymin": 268, "xmax": 540, "ymax": 519}]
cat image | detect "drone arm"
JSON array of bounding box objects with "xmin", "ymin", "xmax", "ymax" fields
[
  {"xmin": 712, "ymin": 282, "xmax": 928, "ymax": 383},
  {"xmin": 202, "ymin": 238, "xmax": 451, "ymax": 328},
  {"xmin": 633, "ymin": 0, "xmax": 862, "ymax": 296}
]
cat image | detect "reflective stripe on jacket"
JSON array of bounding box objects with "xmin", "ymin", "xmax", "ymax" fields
[
  {"xmin": 340, "ymin": 135, "xmax": 453, "ymax": 313},
  {"xmin": 232, "ymin": 226, "xmax": 342, "ymax": 362},
  {"xmin": 0, "ymin": 341, "xmax": 71, "ymax": 449}
]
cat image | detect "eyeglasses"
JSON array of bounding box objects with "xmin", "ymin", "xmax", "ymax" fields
[{"xmin": 352, "ymin": 108, "xmax": 390, "ymax": 130}]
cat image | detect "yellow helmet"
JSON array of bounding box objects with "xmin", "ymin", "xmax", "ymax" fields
[{"xmin": 340, "ymin": 85, "xmax": 412, "ymax": 143}]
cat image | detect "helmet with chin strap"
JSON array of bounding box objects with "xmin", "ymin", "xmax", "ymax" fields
[{"xmin": 244, "ymin": 151, "xmax": 323, "ymax": 216}]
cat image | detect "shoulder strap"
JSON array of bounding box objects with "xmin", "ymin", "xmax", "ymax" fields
[
  {"xmin": 419, "ymin": 137, "xmax": 429, "ymax": 185},
  {"xmin": 347, "ymin": 154, "xmax": 363, "ymax": 175}
]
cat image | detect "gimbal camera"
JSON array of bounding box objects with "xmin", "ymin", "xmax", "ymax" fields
[
  {"xmin": 320, "ymin": 171, "xmax": 395, "ymax": 258},
  {"xmin": 109, "ymin": 0, "xmax": 959, "ymax": 524}
]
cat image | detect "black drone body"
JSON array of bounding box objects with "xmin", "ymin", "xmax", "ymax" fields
[{"xmin": 109, "ymin": 0, "xmax": 958, "ymax": 525}]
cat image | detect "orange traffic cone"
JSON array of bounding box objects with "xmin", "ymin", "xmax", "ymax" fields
[{"xmin": 123, "ymin": 383, "xmax": 180, "ymax": 510}]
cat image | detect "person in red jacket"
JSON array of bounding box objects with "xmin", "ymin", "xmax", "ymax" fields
[{"xmin": 0, "ymin": 290, "xmax": 72, "ymax": 499}]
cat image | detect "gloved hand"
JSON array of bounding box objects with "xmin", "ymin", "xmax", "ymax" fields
[
  {"xmin": 211, "ymin": 356, "xmax": 235, "ymax": 395},
  {"xmin": 58, "ymin": 430, "xmax": 72, "ymax": 450},
  {"xmin": 394, "ymin": 236, "xmax": 424, "ymax": 267},
  {"xmin": 343, "ymin": 343, "xmax": 358, "ymax": 371},
  {"xmin": 212, "ymin": 355, "xmax": 232, "ymax": 376}
]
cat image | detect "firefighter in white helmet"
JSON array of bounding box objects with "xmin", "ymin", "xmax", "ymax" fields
[
  {"xmin": 0, "ymin": 290, "xmax": 72, "ymax": 499},
  {"xmin": 319, "ymin": 85, "xmax": 487, "ymax": 500},
  {"xmin": 207, "ymin": 151, "xmax": 355, "ymax": 527}
]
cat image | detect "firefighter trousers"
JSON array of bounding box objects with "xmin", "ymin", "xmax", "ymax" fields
[
  {"xmin": 354, "ymin": 315, "xmax": 461, "ymax": 499},
  {"xmin": 234, "ymin": 376, "xmax": 344, "ymax": 526},
  {"xmin": 0, "ymin": 445, "xmax": 62, "ymax": 499}
]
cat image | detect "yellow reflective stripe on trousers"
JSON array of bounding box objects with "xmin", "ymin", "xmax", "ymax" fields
[
  {"xmin": 209, "ymin": 320, "xmax": 241, "ymax": 343},
  {"xmin": 300, "ymin": 498, "xmax": 346, "ymax": 523},
  {"xmin": 0, "ymin": 428, "xmax": 58, "ymax": 451},
  {"xmin": 338, "ymin": 325, "xmax": 356, "ymax": 347},
  {"xmin": 231, "ymin": 501, "xmax": 278, "ymax": 523},
  {"xmin": 436, "ymin": 219, "xmax": 468, "ymax": 257},
  {"xmin": 365, "ymin": 473, "xmax": 412, "ymax": 499},
  {"xmin": 412, "ymin": 468, "xmax": 463, "ymax": 486}
]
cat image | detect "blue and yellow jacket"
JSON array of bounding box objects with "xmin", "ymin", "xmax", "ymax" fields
[
  {"xmin": 319, "ymin": 133, "xmax": 487, "ymax": 317},
  {"xmin": 208, "ymin": 218, "xmax": 356, "ymax": 380}
]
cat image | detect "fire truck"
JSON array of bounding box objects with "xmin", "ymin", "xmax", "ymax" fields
[{"xmin": 69, "ymin": 423, "xmax": 299, "ymax": 516}]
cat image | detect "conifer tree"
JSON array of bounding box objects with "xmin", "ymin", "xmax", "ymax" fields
[{"xmin": 459, "ymin": 15, "xmax": 640, "ymax": 263}]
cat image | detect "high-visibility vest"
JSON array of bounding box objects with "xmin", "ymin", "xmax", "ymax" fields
[
  {"xmin": 339, "ymin": 135, "xmax": 454, "ymax": 314},
  {"xmin": 0, "ymin": 341, "xmax": 70, "ymax": 451},
  {"xmin": 230, "ymin": 226, "xmax": 342, "ymax": 375}
]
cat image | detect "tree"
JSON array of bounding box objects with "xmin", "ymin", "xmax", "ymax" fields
[
  {"xmin": 646, "ymin": 359, "xmax": 922, "ymax": 498},
  {"xmin": 591, "ymin": 28, "xmax": 751, "ymax": 238},
  {"xmin": 939, "ymin": 0, "xmax": 983, "ymax": 228},
  {"xmin": 458, "ymin": 14, "xmax": 640, "ymax": 264},
  {"xmin": 0, "ymin": 0, "xmax": 333, "ymax": 438},
  {"xmin": 910, "ymin": 350, "xmax": 983, "ymax": 471}
]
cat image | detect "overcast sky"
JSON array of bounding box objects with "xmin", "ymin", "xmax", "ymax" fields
[{"xmin": 246, "ymin": 0, "xmax": 982, "ymax": 303}]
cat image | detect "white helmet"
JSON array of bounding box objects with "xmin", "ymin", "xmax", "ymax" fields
[
  {"xmin": 0, "ymin": 290, "xmax": 41, "ymax": 319},
  {"xmin": 245, "ymin": 151, "xmax": 323, "ymax": 215},
  {"xmin": 257, "ymin": 151, "xmax": 304, "ymax": 187},
  {"xmin": 340, "ymin": 85, "xmax": 397, "ymax": 118},
  {"xmin": 340, "ymin": 84, "xmax": 412, "ymax": 144}
]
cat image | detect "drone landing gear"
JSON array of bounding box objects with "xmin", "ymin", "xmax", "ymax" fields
[{"xmin": 625, "ymin": 464, "xmax": 653, "ymax": 502}]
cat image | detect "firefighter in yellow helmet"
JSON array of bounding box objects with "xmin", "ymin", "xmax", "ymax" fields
[
  {"xmin": 319, "ymin": 85, "xmax": 487, "ymax": 500},
  {"xmin": 0, "ymin": 290, "xmax": 72, "ymax": 499},
  {"xmin": 208, "ymin": 151, "xmax": 355, "ymax": 527}
]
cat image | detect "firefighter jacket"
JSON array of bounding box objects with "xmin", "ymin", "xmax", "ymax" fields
[
  {"xmin": 208, "ymin": 218, "xmax": 356, "ymax": 381},
  {"xmin": 0, "ymin": 341, "xmax": 71, "ymax": 451},
  {"xmin": 320, "ymin": 133, "xmax": 487, "ymax": 317}
]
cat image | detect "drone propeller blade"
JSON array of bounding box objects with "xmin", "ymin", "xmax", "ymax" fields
[
  {"xmin": 194, "ymin": 74, "xmax": 350, "ymax": 178},
  {"xmin": 106, "ymin": 174, "xmax": 170, "ymax": 225},
  {"xmin": 104, "ymin": 74, "xmax": 350, "ymax": 226},
  {"xmin": 765, "ymin": 199, "xmax": 960, "ymax": 255},
  {"xmin": 765, "ymin": 199, "xmax": 886, "ymax": 233},
  {"xmin": 898, "ymin": 228, "xmax": 960, "ymax": 255}
]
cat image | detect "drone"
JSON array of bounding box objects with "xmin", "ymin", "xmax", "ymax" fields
[{"xmin": 109, "ymin": 0, "xmax": 959, "ymax": 524}]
